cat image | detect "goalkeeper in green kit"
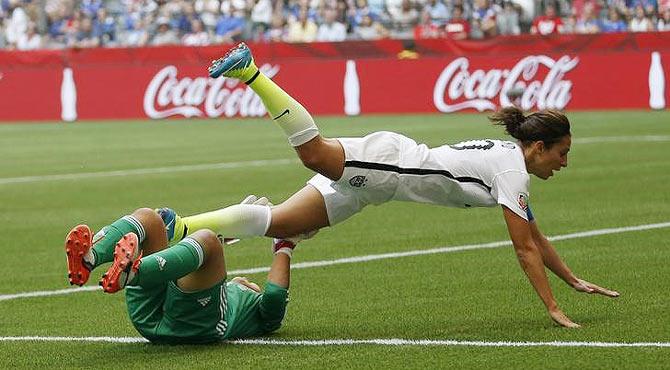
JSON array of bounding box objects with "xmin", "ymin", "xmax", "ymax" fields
[{"xmin": 64, "ymin": 196, "xmax": 310, "ymax": 344}]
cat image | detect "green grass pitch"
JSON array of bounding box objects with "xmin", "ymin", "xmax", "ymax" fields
[{"xmin": 0, "ymin": 111, "xmax": 668, "ymax": 369}]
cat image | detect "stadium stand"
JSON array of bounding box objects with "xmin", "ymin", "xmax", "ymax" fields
[{"xmin": 0, "ymin": 0, "xmax": 669, "ymax": 50}]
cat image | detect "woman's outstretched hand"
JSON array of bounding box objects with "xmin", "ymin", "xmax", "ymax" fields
[{"xmin": 572, "ymin": 278, "xmax": 620, "ymax": 297}]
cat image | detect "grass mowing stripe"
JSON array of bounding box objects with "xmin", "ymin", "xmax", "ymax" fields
[
  {"xmin": 1, "ymin": 135, "xmax": 667, "ymax": 185},
  {"xmin": 0, "ymin": 158, "xmax": 297, "ymax": 185},
  {"xmin": 572, "ymin": 135, "xmax": 670, "ymax": 144},
  {"xmin": 0, "ymin": 337, "xmax": 668, "ymax": 348},
  {"xmin": 1, "ymin": 221, "xmax": 668, "ymax": 302}
]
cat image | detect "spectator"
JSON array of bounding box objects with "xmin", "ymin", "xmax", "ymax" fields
[
  {"xmin": 80, "ymin": 0, "xmax": 103, "ymax": 19},
  {"xmin": 94, "ymin": 8, "xmax": 116, "ymax": 46},
  {"xmin": 5, "ymin": 0, "xmax": 29, "ymax": 48},
  {"xmin": 348, "ymin": 0, "xmax": 381, "ymax": 28},
  {"xmin": 627, "ymin": 0, "xmax": 658, "ymax": 17},
  {"xmin": 250, "ymin": 0, "xmax": 273, "ymax": 39},
  {"xmin": 367, "ymin": 0, "xmax": 388, "ymax": 20},
  {"xmin": 414, "ymin": 10, "xmax": 441, "ymax": 38},
  {"xmin": 196, "ymin": 0, "xmax": 221, "ymax": 31},
  {"xmin": 561, "ymin": 13, "xmax": 578, "ymax": 32},
  {"xmin": 472, "ymin": 0, "xmax": 497, "ymax": 37},
  {"xmin": 572, "ymin": 0, "xmax": 601, "ymax": 20},
  {"xmin": 531, "ymin": 4, "xmax": 563, "ymax": 35},
  {"xmin": 353, "ymin": 13, "xmax": 389, "ymax": 39},
  {"xmin": 497, "ymin": 1, "xmax": 521, "ymax": 35},
  {"xmin": 17, "ymin": 21, "xmax": 42, "ymax": 50},
  {"xmin": 286, "ymin": 7, "xmax": 318, "ymax": 42},
  {"xmin": 214, "ymin": 8, "xmax": 246, "ymax": 43},
  {"xmin": 63, "ymin": 10, "xmax": 84, "ymax": 47},
  {"xmin": 47, "ymin": 7, "xmax": 66, "ymax": 47},
  {"xmin": 123, "ymin": 18, "xmax": 149, "ymax": 47},
  {"xmin": 470, "ymin": 18, "xmax": 485, "ymax": 38},
  {"xmin": 600, "ymin": 7, "xmax": 628, "ymax": 31},
  {"xmin": 73, "ymin": 16, "xmax": 101, "ymax": 48},
  {"xmin": 629, "ymin": 4, "xmax": 655, "ymax": 30},
  {"xmin": 264, "ymin": 13, "xmax": 287, "ymax": 41},
  {"xmin": 388, "ymin": 0, "xmax": 419, "ymax": 39},
  {"xmin": 176, "ymin": 1, "xmax": 200, "ymax": 35},
  {"xmin": 576, "ymin": 4, "xmax": 601, "ymax": 32},
  {"xmin": 446, "ymin": 0, "xmax": 473, "ymax": 20},
  {"xmin": 658, "ymin": 7, "xmax": 670, "ymax": 29},
  {"xmin": 286, "ymin": 0, "xmax": 318, "ymax": 23},
  {"xmin": 317, "ymin": 7, "xmax": 348, "ymax": 41},
  {"xmin": 424, "ymin": 0, "xmax": 449, "ymax": 25},
  {"xmin": 182, "ymin": 18, "xmax": 211, "ymax": 45},
  {"xmin": 444, "ymin": 4, "xmax": 470, "ymax": 39},
  {"xmin": 151, "ymin": 17, "xmax": 180, "ymax": 45}
]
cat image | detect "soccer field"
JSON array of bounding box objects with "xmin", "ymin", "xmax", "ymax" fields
[{"xmin": 0, "ymin": 111, "xmax": 669, "ymax": 369}]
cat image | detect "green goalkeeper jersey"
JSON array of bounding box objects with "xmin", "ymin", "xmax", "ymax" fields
[{"xmin": 222, "ymin": 281, "xmax": 288, "ymax": 339}]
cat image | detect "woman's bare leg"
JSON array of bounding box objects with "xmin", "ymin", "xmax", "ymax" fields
[
  {"xmin": 293, "ymin": 136, "xmax": 346, "ymax": 181},
  {"xmin": 267, "ymin": 185, "xmax": 330, "ymax": 239}
]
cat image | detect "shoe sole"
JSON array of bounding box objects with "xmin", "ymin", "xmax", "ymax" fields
[
  {"xmin": 65, "ymin": 225, "xmax": 92, "ymax": 286},
  {"xmin": 100, "ymin": 233, "xmax": 139, "ymax": 293},
  {"xmin": 209, "ymin": 43, "xmax": 253, "ymax": 78}
]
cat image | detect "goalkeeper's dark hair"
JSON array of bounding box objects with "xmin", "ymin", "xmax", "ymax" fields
[{"xmin": 489, "ymin": 107, "xmax": 571, "ymax": 149}]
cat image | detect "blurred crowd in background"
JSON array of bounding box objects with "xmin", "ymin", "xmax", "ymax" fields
[{"xmin": 1, "ymin": 0, "xmax": 669, "ymax": 50}]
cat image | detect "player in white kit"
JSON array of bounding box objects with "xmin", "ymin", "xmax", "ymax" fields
[{"xmin": 186, "ymin": 43, "xmax": 620, "ymax": 328}]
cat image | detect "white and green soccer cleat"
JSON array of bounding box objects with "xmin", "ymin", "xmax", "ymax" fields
[{"xmin": 208, "ymin": 42, "xmax": 259, "ymax": 83}]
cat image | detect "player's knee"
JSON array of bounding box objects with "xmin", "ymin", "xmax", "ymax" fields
[
  {"xmin": 132, "ymin": 208, "xmax": 164, "ymax": 232},
  {"xmin": 133, "ymin": 207, "xmax": 158, "ymax": 219},
  {"xmin": 189, "ymin": 229, "xmax": 221, "ymax": 249},
  {"xmin": 297, "ymin": 149, "xmax": 323, "ymax": 172},
  {"xmin": 189, "ymin": 229, "xmax": 223, "ymax": 259}
]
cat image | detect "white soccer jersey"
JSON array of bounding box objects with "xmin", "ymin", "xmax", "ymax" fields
[
  {"xmin": 308, "ymin": 131, "xmax": 532, "ymax": 225},
  {"xmin": 395, "ymin": 135, "xmax": 530, "ymax": 219}
]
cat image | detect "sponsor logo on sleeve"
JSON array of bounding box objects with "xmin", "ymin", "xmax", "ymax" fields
[{"xmin": 518, "ymin": 193, "xmax": 529, "ymax": 211}]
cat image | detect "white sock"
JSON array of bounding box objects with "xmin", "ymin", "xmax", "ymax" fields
[
  {"xmin": 275, "ymin": 247, "xmax": 293, "ymax": 259},
  {"xmin": 183, "ymin": 204, "xmax": 271, "ymax": 238}
]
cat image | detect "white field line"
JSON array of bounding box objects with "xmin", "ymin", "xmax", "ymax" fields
[
  {"xmin": 1, "ymin": 135, "xmax": 667, "ymax": 185},
  {"xmin": 1, "ymin": 221, "xmax": 668, "ymax": 302},
  {"xmin": 0, "ymin": 158, "xmax": 296, "ymax": 185},
  {"xmin": 0, "ymin": 336, "xmax": 668, "ymax": 348}
]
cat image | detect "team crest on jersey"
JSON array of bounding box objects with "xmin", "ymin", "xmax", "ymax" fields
[
  {"xmin": 518, "ymin": 193, "xmax": 529, "ymax": 211},
  {"xmin": 349, "ymin": 175, "xmax": 368, "ymax": 188}
]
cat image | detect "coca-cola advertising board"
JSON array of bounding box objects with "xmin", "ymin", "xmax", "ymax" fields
[{"xmin": 0, "ymin": 34, "xmax": 668, "ymax": 122}]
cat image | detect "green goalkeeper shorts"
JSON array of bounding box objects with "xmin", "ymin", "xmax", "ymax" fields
[{"xmin": 125, "ymin": 279, "xmax": 228, "ymax": 344}]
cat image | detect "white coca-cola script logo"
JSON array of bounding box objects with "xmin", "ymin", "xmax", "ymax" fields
[
  {"xmin": 433, "ymin": 55, "xmax": 579, "ymax": 112},
  {"xmin": 144, "ymin": 64, "xmax": 279, "ymax": 119}
]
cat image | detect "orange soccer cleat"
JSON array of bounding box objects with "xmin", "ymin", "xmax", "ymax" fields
[
  {"xmin": 65, "ymin": 224, "xmax": 93, "ymax": 286},
  {"xmin": 99, "ymin": 233, "xmax": 142, "ymax": 293}
]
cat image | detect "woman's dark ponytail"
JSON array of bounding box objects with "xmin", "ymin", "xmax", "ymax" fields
[
  {"xmin": 489, "ymin": 107, "xmax": 571, "ymax": 148},
  {"xmin": 489, "ymin": 107, "xmax": 526, "ymax": 140}
]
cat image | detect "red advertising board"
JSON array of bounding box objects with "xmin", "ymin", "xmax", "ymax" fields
[{"xmin": 0, "ymin": 33, "xmax": 668, "ymax": 122}]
